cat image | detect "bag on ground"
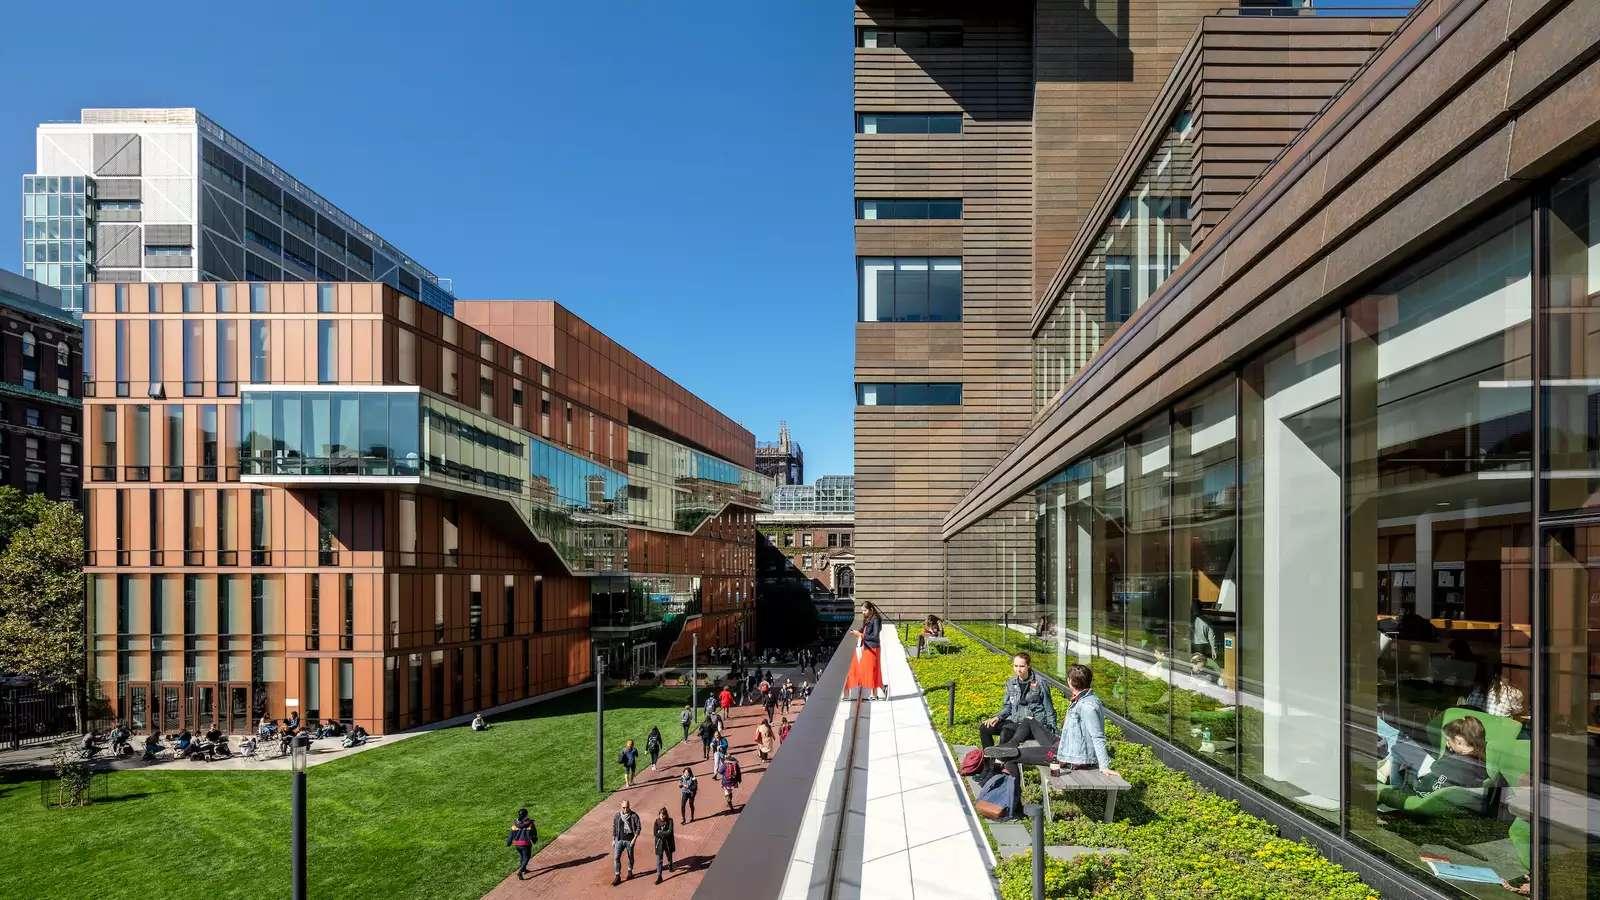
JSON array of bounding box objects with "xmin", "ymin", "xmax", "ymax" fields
[{"xmin": 976, "ymin": 772, "xmax": 1016, "ymax": 820}]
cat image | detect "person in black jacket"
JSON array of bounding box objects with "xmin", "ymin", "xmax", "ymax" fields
[
  {"xmin": 652, "ymin": 806, "xmax": 676, "ymax": 883},
  {"xmin": 645, "ymin": 726, "xmax": 663, "ymax": 771},
  {"xmin": 611, "ymin": 800, "xmax": 642, "ymax": 885},
  {"xmin": 678, "ymin": 766, "xmax": 698, "ymax": 824},
  {"xmin": 506, "ymin": 808, "xmax": 537, "ymax": 880},
  {"xmin": 619, "ymin": 738, "xmax": 639, "ymax": 787},
  {"xmin": 697, "ymin": 715, "xmax": 717, "ymax": 760}
]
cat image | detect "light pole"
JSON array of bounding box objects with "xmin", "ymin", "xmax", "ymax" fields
[
  {"xmin": 595, "ymin": 648, "xmax": 606, "ymax": 793},
  {"xmin": 290, "ymin": 735, "xmax": 308, "ymax": 900},
  {"xmin": 691, "ymin": 633, "xmax": 698, "ymax": 721}
]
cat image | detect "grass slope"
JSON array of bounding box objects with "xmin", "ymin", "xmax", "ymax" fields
[{"xmin": 3, "ymin": 684, "xmax": 691, "ymax": 899}]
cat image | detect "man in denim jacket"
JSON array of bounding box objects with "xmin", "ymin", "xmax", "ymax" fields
[{"xmin": 979, "ymin": 652, "xmax": 1057, "ymax": 752}]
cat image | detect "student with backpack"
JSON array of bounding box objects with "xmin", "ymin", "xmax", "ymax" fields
[
  {"xmin": 678, "ymin": 766, "xmax": 699, "ymax": 824},
  {"xmin": 618, "ymin": 738, "xmax": 639, "ymax": 788},
  {"xmin": 645, "ymin": 726, "xmax": 663, "ymax": 771},
  {"xmin": 505, "ymin": 808, "xmax": 537, "ymax": 881},
  {"xmin": 720, "ymin": 753, "xmax": 742, "ymax": 808},
  {"xmin": 679, "ymin": 704, "xmax": 693, "ymax": 742}
]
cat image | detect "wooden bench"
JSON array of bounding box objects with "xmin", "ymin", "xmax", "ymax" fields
[{"xmin": 1048, "ymin": 768, "xmax": 1133, "ymax": 823}]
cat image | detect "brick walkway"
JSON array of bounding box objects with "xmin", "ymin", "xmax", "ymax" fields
[{"xmin": 487, "ymin": 691, "xmax": 808, "ymax": 899}]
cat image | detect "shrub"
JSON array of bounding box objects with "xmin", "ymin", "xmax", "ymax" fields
[{"xmin": 906, "ymin": 628, "xmax": 1378, "ymax": 900}]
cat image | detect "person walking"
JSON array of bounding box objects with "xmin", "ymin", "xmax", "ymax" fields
[
  {"xmin": 679, "ymin": 704, "xmax": 693, "ymax": 742},
  {"xmin": 718, "ymin": 684, "xmax": 734, "ymax": 715},
  {"xmin": 712, "ymin": 731, "xmax": 726, "ymax": 782},
  {"xmin": 762, "ymin": 688, "xmax": 778, "ymax": 723},
  {"xmin": 720, "ymin": 752, "xmax": 742, "ymax": 809},
  {"xmin": 506, "ymin": 808, "xmax": 538, "ymax": 881},
  {"xmin": 678, "ymin": 766, "xmax": 699, "ymax": 824},
  {"xmin": 697, "ymin": 714, "xmax": 717, "ymax": 760},
  {"xmin": 778, "ymin": 716, "xmax": 792, "ymax": 745},
  {"xmin": 652, "ymin": 807, "xmax": 676, "ymax": 884},
  {"xmin": 780, "ymin": 679, "xmax": 794, "ymax": 716},
  {"xmin": 645, "ymin": 725, "xmax": 663, "ymax": 771},
  {"xmin": 754, "ymin": 719, "xmax": 774, "ymax": 762},
  {"xmin": 842, "ymin": 601, "xmax": 887, "ymax": 701},
  {"xmin": 618, "ymin": 738, "xmax": 639, "ymax": 788},
  {"xmin": 611, "ymin": 800, "xmax": 642, "ymax": 886}
]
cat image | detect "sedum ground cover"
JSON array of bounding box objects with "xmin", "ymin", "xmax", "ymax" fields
[
  {"xmin": 2, "ymin": 684, "xmax": 691, "ymax": 899},
  {"xmin": 899, "ymin": 626, "xmax": 1378, "ymax": 900}
]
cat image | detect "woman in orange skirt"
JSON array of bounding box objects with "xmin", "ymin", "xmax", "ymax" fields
[{"xmin": 842, "ymin": 601, "xmax": 886, "ymax": 701}]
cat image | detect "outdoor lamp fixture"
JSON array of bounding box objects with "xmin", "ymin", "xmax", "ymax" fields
[{"xmin": 290, "ymin": 737, "xmax": 308, "ymax": 900}]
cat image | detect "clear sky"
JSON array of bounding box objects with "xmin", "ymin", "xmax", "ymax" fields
[{"xmin": 0, "ymin": 2, "xmax": 856, "ymax": 478}]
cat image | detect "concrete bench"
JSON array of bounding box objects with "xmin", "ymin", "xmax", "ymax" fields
[
  {"xmin": 914, "ymin": 635, "xmax": 951, "ymax": 657},
  {"xmin": 1048, "ymin": 769, "xmax": 1133, "ymax": 823}
]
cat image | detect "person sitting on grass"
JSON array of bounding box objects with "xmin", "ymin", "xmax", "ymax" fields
[{"xmin": 471, "ymin": 713, "xmax": 489, "ymax": 732}]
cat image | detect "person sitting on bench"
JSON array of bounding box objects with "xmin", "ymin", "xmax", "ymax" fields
[
  {"xmin": 985, "ymin": 663, "xmax": 1116, "ymax": 782},
  {"xmin": 978, "ymin": 652, "xmax": 1058, "ymax": 767}
]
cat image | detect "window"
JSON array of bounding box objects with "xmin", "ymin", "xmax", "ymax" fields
[
  {"xmin": 182, "ymin": 284, "xmax": 201, "ymax": 312},
  {"xmin": 129, "ymin": 405, "xmax": 151, "ymax": 480},
  {"xmin": 341, "ymin": 575, "xmax": 354, "ymax": 651},
  {"xmin": 841, "ymin": 532, "xmax": 851, "ymax": 547},
  {"xmin": 216, "ymin": 321, "xmax": 237, "ymax": 396},
  {"xmin": 828, "ymin": 532, "xmax": 838, "ymax": 548},
  {"xmin": 216, "ymin": 283, "xmax": 233, "ymax": 313},
  {"xmin": 856, "ymin": 198, "xmax": 962, "ymax": 220},
  {"xmin": 855, "ymin": 382, "xmax": 962, "ymax": 406},
  {"xmin": 114, "ymin": 320, "xmax": 129, "ymax": 396},
  {"xmin": 165, "ymin": 406, "xmax": 184, "ymax": 480},
  {"xmin": 249, "ymin": 321, "xmax": 269, "ymax": 383},
  {"xmin": 250, "ymin": 489, "xmax": 269, "ymax": 563},
  {"xmin": 59, "ymin": 442, "xmax": 74, "ymax": 466},
  {"xmin": 21, "ymin": 332, "xmax": 35, "ymax": 359},
  {"xmin": 317, "ymin": 283, "xmax": 336, "ymax": 313},
  {"xmin": 145, "ymin": 320, "xmax": 161, "ymax": 397},
  {"xmin": 627, "ymin": 448, "xmax": 649, "ymax": 466},
  {"xmin": 782, "ymin": 532, "xmax": 794, "ymax": 548},
  {"xmin": 24, "ymin": 408, "xmax": 40, "ymax": 428},
  {"xmin": 95, "ymin": 406, "xmax": 117, "ymax": 479},
  {"xmin": 627, "ymin": 484, "xmax": 650, "ymax": 501},
  {"xmin": 24, "ymin": 437, "xmax": 39, "ymax": 461},
  {"xmin": 317, "ymin": 320, "xmax": 337, "ymax": 384},
  {"xmin": 199, "ymin": 405, "xmax": 218, "ymax": 481},
  {"xmin": 249, "ymin": 283, "xmax": 269, "ymax": 312},
  {"xmin": 856, "ymin": 112, "xmax": 961, "ymax": 134},
  {"xmin": 858, "ymin": 257, "xmax": 961, "ymax": 322},
  {"xmin": 182, "ymin": 320, "xmax": 203, "ymax": 396},
  {"xmin": 856, "ymin": 26, "xmax": 962, "ymax": 48}
]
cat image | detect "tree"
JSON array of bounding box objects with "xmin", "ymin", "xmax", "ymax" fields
[{"xmin": 0, "ymin": 499, "xmax": 85, "ymax": 701}]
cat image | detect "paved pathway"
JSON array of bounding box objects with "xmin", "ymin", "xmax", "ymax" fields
[{"xmin": 487, "ymin": 679, "xmax": 809, "ymax": 899}]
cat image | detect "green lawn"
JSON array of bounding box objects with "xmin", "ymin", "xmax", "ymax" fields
[{"xmin": 3, "ymin": 684, "xmax": 694, "ymax": 899}]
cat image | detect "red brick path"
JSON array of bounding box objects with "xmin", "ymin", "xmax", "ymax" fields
[{"xmin": 485, "ymin": 696, "xmax": 806, "ymax": 899}]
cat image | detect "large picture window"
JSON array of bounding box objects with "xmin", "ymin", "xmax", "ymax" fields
[{"xmin": 855, "ymin": 383, "xmax": 962, "ymax": 406}]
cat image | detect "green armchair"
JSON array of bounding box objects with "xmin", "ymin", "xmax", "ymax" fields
[{"xmin": 1376, "ymin": 707, "xmax": 1531, "ymax": 868}]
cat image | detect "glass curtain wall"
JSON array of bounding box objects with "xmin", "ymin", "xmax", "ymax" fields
[
  {"xmin": 1240, "ymin": 313, "xmax": 1343, "ymax": 823},
  {"xmin": 945, "ymin": 160, "xmax": 1600, "ymax": 896}
]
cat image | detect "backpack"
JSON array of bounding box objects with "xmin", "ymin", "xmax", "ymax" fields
[
  {"xmin": 958, "ymin": 748, "xmax": 986, "ymax": 776},
  {"xmin": 725, "ymin": 758, "xmax": 742, "ymax": 785},
  {"xmin": 680, "ymin": 709, "xmax": 692, "ymax": 726},
  {"xmin": 975, "ymin": 772, "xmax": 1016, "ymax": 820}
]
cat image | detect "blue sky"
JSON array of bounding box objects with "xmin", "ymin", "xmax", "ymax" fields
[{"xmin": 0, "ymin": 2, "xmax": 855, "ymax": 478}]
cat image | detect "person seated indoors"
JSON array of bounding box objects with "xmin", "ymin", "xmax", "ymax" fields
[
  {"xmin": 1377, "ymin": 717, "xmax": 1494, "ymax": 816},
  {"xmin": 471, "ymin": 713, "xmax": 489, "ymax": 732},
  {"xmin": 141, "ymin": 731, "xmax": 164, "ymax": 760}
]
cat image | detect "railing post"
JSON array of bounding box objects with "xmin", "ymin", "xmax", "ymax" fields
[
  {"xmin": 946, "ymin": 680, "xmax": 956, "ymax": 729},
  {"xmin": 1028, "ymin": 802, "xmax": 1045, "ymax": 900}
]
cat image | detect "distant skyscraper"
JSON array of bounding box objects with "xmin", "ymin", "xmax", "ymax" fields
[
  {"xmin": 755, "ymin": 421, "xmax": 804, "ymax": 486},
  {"xmin": 25, "ymin": 108, "xmax": 453, "ymax": 317}
]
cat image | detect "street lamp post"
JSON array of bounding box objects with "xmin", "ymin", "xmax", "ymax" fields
[
  {"xmin": 595, "ymin": 649, "xmax": 606, "ymax": 793},
  {"xmin": 691, "ymin": 633, "xmax": 698, "ymax": 721},
  {"xmin": 290, "ymin": 736, "xmax": 308, "ymax": 900}
]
